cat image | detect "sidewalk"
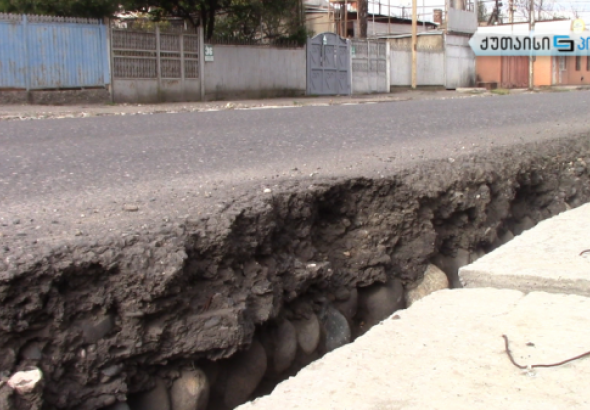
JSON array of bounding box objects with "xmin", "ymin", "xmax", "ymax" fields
[
  {"xmin": 2, "ymin": 86, "xmax": 587, "ymax": 122},
  {"xmin": 0, "ymin": 88, "xmax": 529, "ymax": 121}
]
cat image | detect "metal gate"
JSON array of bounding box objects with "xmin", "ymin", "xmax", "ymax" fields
[
  {"xmin": 110, "ymin": 23, "xmax": 202, "ymax": 103},
  {"xmin": 501, "ymin": 56, "xmax": 529, "ymax": 89},
  {"xmin": 0, "ymin": 13, "xmax": 109, "ymax": 90},
  {"xmin": 307, "ymin": 32, "xmax": 351, "ymax": 96},
  {"xmin": 351, "ymin": 39, "xmax": 388, "ymax": 94}
]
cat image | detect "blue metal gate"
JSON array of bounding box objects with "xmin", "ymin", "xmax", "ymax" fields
[{"xmin": 0, "ymin": 14, "xmax": 110, "ymax": 90}]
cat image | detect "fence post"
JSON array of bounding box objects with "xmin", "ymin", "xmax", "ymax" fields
[
  {"xmin": 156, "ymin": 24, "xmax": 161, "ymax": 94},
  {"xmin": 199, "ymin": 25, "xmax": 205, "ymax": 101},
  {"xmin": 386, "ymin": 40, "xmax": 391, "ymax": 92},
  {"xmin": 22, "ymin": 14, "xmax": 31, "ymax": 101},
  {"xmin": 367, "ymin": 39, "xmax": 370, "ymax": 93},
  {"xmin": 104, "ymin": 18, "xmax": 114, "ymax": 103},
  {"xmin": 180, "ymin": 32, "xmax": 185, "ymax": 100},
  {"xmin": 348, "ymin": 39, "xmax": 353, "ymax": 96}
]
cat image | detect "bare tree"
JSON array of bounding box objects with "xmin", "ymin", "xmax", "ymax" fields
[
  {"xmin": 553, "ymin": 0, "xmax": 590, "ymax": 19},
  {"xmin": 512, "ymin": 0, "xmax": 558, "ymax": 21}
]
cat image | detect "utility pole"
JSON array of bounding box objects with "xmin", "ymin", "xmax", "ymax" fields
[
  {"xmin": 528, "ymin": 0, "xmax": 535, "ymax": 89},
  {"xmin": 360, "ymin": 0, "xmax": 368, "ymax": 38},
  {"xmin": 344, "ymin": 0, "xmax": 348, "ymax": 37},
  {"xmin": 388, "ymin": 0, "xmax": 391, "ymax": 34},
  {"xmin": 411, "ymin": 0, "xmax": 417, "ymax": 89},
  {"xmin": 487, "ymin": 0, "xmax": 502, "ymax": 25},
  {"xmin": 508, "ymin": 0, "xmax": 514, "ymax": 23}
]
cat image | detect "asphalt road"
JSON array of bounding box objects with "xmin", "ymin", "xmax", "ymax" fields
[{"xmin": 1, "ymin": 91, "xmax": 590, "ymax": 241}]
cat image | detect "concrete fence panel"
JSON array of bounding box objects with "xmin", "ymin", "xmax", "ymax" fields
[
  {"xmin": 203, "ymin": 45, "xmax": 306, "ymax": 101},
  {"xmin": 445, "ymin": 34, "xmax": 476, "ymax": 89},
  {"xmin": 389, "ymin": 33, "xmax": 474, "ymax": 89}
]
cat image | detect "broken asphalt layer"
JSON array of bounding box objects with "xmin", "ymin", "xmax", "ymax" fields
[{"xmin": 0, "ymin": 92, "xmax": 590, "ymax": 409}]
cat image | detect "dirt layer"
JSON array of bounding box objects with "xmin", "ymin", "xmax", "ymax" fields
[{"xmin": 1, "ymin": 135, "xmax": 589, "ymax": 410}]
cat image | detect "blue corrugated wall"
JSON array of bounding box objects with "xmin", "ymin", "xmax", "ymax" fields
[{"xmin": 0, "ymin": 15, "xmax": 110, "ymax": 90}]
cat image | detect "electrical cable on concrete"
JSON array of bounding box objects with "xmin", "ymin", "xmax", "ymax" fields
[{"xmin": 502, "ymin": 334, "xmax": 590, "ymax": 369}]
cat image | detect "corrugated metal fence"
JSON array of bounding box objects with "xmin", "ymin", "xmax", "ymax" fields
[{"xmin": 0, "ymin": 13, "xmax": 110, "ymax": 90}]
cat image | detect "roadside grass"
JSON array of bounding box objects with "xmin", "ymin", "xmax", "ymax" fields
[{"xmin": 491, "ymin": 88, "xmax": 510, "ymax": 96}]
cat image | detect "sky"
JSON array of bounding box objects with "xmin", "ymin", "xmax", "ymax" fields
[{"xmin": 364, "ymin": 0, "xmax": 590, "ymax": 23}]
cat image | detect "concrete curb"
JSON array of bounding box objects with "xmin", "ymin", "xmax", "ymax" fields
[
  {"xmin": 2, "ymin": 86, "xmax": 584, "ymax": 122},
  {"xmin": 460, "ymin": 203, "xmax": 590, "ymax": 296}
]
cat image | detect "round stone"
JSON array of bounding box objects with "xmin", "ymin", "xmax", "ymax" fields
[
  {"xmin": 293, "ymin": 313, "xmax": 320, "ymax": 354},
  {"xmin": 170, "ymin": 369, "xmax": 209, "ymax": 410},
  {"xmin": 224, "ymin": 340, "xmax": 267, "ymax": 408},
  {"xmin": 319, "ymin": 305, "xmax": 351, "ymax": 353},
  {"xmin": 273, "ymin": 320, "xmax": 297, "ymax": 373}
]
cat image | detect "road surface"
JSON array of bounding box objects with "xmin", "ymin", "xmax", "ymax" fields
[{"xmin": 1, "ymin": 91, "xmax": 589, "ymax": 241}]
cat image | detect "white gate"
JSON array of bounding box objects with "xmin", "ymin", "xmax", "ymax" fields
[{"xmin": 351, "ymin": 39, "xmax": 389, "ymax": 94}]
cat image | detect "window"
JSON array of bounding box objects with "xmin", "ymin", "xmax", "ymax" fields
[
  {"xmin": 587, "ymin": 55, "xmax": 590, "ymax": 72},
  {"xmin": 575, "ymin": 56, "xmax": 581, "ymax": 71}
]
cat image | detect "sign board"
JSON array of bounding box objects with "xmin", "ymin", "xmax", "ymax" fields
[
  {"xmin": 572, "ymin": 19, "xmax": 586, "ymax": 33},
  {"xmin": 204, "ymin": 45, "xmax": 214, "ymax": 62}
]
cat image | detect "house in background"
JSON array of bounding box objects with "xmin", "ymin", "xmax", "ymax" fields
[
  {"xmin": 377, "ymin": 0, "xmax": 479, "ymax": 89},
  {"xmin": 304, "ymin": 0, "xmax": 479, "ymax": 89},
  {"xmin": 304, "ymin": 0, "xmax": 437, "ymax": 38},
  {"xmin": 476, "ymin": 20, "xmax": 590, "ymax": 89}
]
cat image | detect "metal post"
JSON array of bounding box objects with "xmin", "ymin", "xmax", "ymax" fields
[
  {"xmin": 411, "ymin": 0, "xmax": 417, "ymax": 89},
  {"xmin": 348, "ymin": 39, "xmax": 353, "ymax": 95},
  {"xmin": 155, "ymin": 25, "xmax": 161, "ymax": 92},
  {"xmin": 509, "ymin": 0, "xmax": 514, "ymax": 23},
  {"xmin": 444, "ymin": 0, "xmax": 449, "ymax": 31},
  {"xmin": 388, "ymin": 0, "xmax": 391, "ymax": 34},
  {"xmin": 105, "ymin": 18, "xmax": 114, "ymax": 103},
  {"xmin": 528, "ymin": 0, "xmax": 535, "ymax": 90},
  {"xmin": 180, "ymin": 32, "xmax": 185, "ymax": 99},
  {"xmin": 367, "ymin": 39, "xmax": 370, "ymax": 89},
  {"xmin": 372, "ymin": 0, "xmax": 375, "ymax": 36},
  {"xmin": 199, "ymin": 25, "xmax": 205, "ymax": 101},
  {"xmin": 386, "ymin": 35, "xmax": 391, "ymax": 91}
]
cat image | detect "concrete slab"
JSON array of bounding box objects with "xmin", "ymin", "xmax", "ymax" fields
[
  {"xmin": 460, "ymin": 203, "xmax": 590, "ymax": 296},
  {"xmin": 238, "ymin": 289, "xmax": 590, "ymax": 410}
]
